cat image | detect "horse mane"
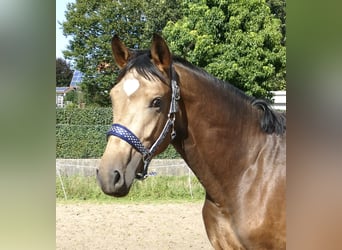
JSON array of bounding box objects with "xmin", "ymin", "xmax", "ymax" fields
[
  {"xmin": 251, "ymin": 99, "xmax": 286, "ymax": 135},
  {"xmin": 172, "ymin": 56, "xmax": 286, "ymax": 136},
  {"xmin": 117, "ymin": 50, "xmax": 286, "ymax": 136},
  {"xmin": 172, "ymin": 55, "xmax": 254, "ymax": 103}
]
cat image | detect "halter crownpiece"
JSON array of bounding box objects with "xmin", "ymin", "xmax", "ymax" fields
[{"xmin": 106, "ymin": 65, "xmax": 180, "ymax": 180}]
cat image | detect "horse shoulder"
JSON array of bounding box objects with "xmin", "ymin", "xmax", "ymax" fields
[
  {"xmin": 202, "ymin": 197, "xmax": 246, "ymax": 250},
  {"xmin": 235, "ymin": 133, "xmax": 286, "ymax": 248}
]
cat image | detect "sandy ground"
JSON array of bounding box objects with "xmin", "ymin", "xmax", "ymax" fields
[{"xmin": 56, "ymin": 202, "xmax": 213, "ymax": 250}]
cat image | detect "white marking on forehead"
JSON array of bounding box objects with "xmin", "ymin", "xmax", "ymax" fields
[{"xmin": 123, "ymin": 78, "xmax": 140, "ymax": 96}]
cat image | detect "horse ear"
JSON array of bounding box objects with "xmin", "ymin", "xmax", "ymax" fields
[
  {"xmin": 111, "ymin": 35, "xmax": 131, "ymax": 69},
  {"xmin": 151, "ymin": 34, "xmax": 171, "ymax": 74}
]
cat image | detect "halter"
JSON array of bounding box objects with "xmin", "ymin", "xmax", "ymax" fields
[{"xmin": 106, "ymin": 66, "xmax": 180, "ymax": 180}]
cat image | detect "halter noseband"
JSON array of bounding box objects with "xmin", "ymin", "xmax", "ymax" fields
[{"xmin": 106, "ymin": 66, "xmax": 180, "ymax": 180}]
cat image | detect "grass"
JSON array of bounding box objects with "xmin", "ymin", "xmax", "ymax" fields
[{"xmin": 56, "ymin": 175, "xmax": 205, "ymax": 203}]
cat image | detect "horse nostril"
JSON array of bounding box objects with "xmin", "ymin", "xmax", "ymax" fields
[{"xmin": 113, "ymin": 170, "xmax": 121, "ymax": 185}]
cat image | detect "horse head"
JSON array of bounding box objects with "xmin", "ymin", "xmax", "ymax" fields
[{"xmin": 96, "ymin": 34, "xmax": 178, "ymax": 197}]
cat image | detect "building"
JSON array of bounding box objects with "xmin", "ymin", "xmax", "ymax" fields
[
  {"xmin": 56, "ymin": 70, "xmax": 83, "ymax": 108},
  {"xmin": 271, "ymin": 90, "xmax": 286, "ymax": 111}
]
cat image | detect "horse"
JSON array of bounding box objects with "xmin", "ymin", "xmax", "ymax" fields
[{"xmin": 96, "ymin": 34, "xmax": 286, "ymax": 249}]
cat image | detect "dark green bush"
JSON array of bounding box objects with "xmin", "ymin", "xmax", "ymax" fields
[
  {"xmin": 56, "ymin": 107, "xmax": 113, "ymax": 125},
  {"xmin": 56, "ymin": 107, "xmax": 179, "ymax": 158}
]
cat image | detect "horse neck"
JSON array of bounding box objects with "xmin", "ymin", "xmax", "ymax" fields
[{"xmin": 172, "ymin": 63, "xmax": 265, "ymax": 203}]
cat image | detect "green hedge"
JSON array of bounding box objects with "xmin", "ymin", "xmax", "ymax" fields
[
  {"xmin": 56, "ymin": 107, "xmax": 179, "ymax": 159},
  {"xmin": 56, "ymin": 107, "xmax": 113, "ymax": 125}
]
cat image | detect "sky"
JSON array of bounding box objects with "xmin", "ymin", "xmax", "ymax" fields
[{"xmin": 56, "ymin": 0, "xmax": 75, "ymax": 59}]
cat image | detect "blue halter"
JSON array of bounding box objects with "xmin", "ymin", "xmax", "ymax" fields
[{"xmin": 106, "ymin": 67, "xmax": 180, "ymax": 180}]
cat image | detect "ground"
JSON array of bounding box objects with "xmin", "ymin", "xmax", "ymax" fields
[{"xmin": 56, "ymin": 202, "xmax": 213, "ymax": 250}]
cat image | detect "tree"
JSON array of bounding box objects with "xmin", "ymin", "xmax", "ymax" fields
[
  {"xmin": 163, "ymin": 0, "xmax": 286, "ymax": 99},
  {"xmin": 56, "ymin": 57, "xmax": 73, "ymax": 86},
  {"xmin": 62, "ymin": 0, "xmax": 285, "ymax": 102},
  {"xmin": 266, "ymin": 0, "xmax": 286, "ymax": 44},
  {"xmin": 61, "ymin": 0, "xmax": 183, "ymax": 106},
  {"xmin": 139, "ymin": 0, "xmax": 183, "ymax": 48}
]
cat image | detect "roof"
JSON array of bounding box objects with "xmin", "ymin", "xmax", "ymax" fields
[
  {"xmin": 56, "ymin": 86, "xmax": 74, "ymax": 94},
  {"xmin": 56, "ymin": 70, "xmax": 84, "ymax": 94},
  {"xmin": 70, "ymin": 70, "xmax": 83, "ymax": 88}
]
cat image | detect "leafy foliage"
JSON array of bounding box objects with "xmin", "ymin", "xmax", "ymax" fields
[
  {"xmin": 61, "ymin": 0, "xmax": 183, "ymax": 106},
  {"xmin": 56, "ymin": 57, "xmax": 73, "ymax": 86},
  {"xmin": 61, "ymin": 0, "xmax": 285, "ymax": 104},
  {"xmin": 56, "ymin": 107, "xmax": 112, "ymax": 125},
  {"xmin": 56, "ymin": 107, "xmax": 112, "ymax": 158},
  {"xmin": 163, "ymin": 0, "xmax": 286, "ymax": 99},
  {"xmin": 266, "ymin": 0, "xmax": 286, "ymax": 44}
]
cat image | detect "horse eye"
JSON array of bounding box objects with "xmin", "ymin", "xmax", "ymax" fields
[{"xmin": 150, "ymin": 98, "xmax": 162, "ymax": 108}]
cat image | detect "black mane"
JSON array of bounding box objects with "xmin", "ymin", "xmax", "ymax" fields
[
  {"xmin": 117, "ymin": 49, "xmax": 286, "ymax": 136},
  {"xmin": 251, "ymin": 99, "xmax": 286, "ymax": 135},
  {"xmin": 172, "ymin": 55, "xmax": 286, "ymax": 136}
]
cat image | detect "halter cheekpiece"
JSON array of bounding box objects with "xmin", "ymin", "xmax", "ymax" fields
[{"xmin": 106, "ymin": 65, "xmax": 180, "ymax": 180}]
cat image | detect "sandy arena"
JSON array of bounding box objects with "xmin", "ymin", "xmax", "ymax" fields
[{"xmin": 56, "ymin": 202, "xmax": 213, "ymax": 250}]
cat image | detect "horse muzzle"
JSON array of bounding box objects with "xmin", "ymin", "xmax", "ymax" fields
[
  {"xmin": 96, "ymin": 167, "xmax": 130, "ymax": 197},
  {"xmin": 96, "ymin": 153, "xmax": 142, "ymax": 197}
]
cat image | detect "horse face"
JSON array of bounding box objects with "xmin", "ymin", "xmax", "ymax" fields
[
  {"xmin": 97, "ymin": 70, "xmax": 171, "ymax": 197},
  {"xmin": 97, "ymin": 34, "xmax": 173, "ymax": 197}
]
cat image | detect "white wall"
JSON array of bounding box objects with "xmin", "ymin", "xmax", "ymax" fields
[
  {"xmin": 271, "ymin": 90, "xmax": 286, "ymax": 111},
  {"xmin": 56, "ymin": 159, "xmax": 194, "ymax": 177}
]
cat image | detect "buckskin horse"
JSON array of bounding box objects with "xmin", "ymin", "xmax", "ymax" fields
[{"xmin": 96, "ymin": 34, "xmax": 286, "ymax": 249}]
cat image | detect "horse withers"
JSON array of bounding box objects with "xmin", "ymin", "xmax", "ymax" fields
[{"xmin": 96, "ymin": 34, "xmax": 286, "ymax": 249}]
